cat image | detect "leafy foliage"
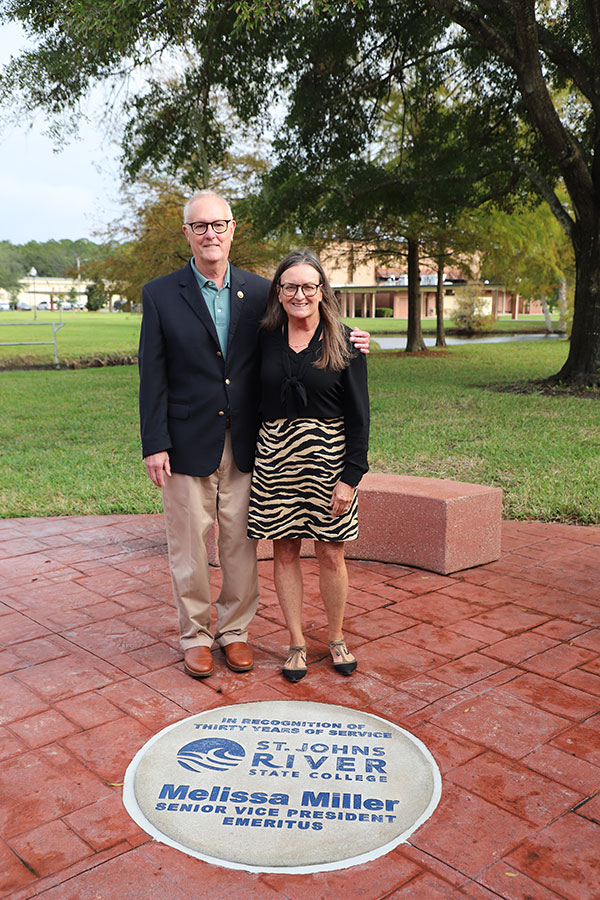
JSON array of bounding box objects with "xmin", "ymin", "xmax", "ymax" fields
[
  {"xmin": 451, "ymin": 285, "xmax": 491, "ymax": 335},
  {"xmin": 85, "ymin": 276, "xmax": 108, "ymax": 310},
  {"xmin": 2, "ymin": 0, "xmax": 600, "ymax": 379},
  {"xmin": 471, "ymin": 200, "xmax": 575, "ymax": 310},
  {"xmin": 0, "ymin": 237, "xmax": 103, "ymax": 281},
  {"xmin": 0, "ymin": 241, "xmax": 25, "ymax": 296},
  {"xmin": 86, "ymin": 170, "xmax": 286, "ymax": 305}
]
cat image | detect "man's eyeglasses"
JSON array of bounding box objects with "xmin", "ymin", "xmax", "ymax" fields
[
  {"xmin": 185, "ymin": 219, "xmax": 232, "ymax": 235},
  {"xmin": 278, "ymin": 282, "xmax": 322, "ymax": 298}
]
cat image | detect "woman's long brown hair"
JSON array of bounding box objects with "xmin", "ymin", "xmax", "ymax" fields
[{"xmin": 261, "ymin": 250, "xmax": 353, "ymax": 371}]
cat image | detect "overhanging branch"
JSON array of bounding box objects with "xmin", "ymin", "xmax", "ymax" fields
[{"xmin": 513, "ymin": 160, "xmax": 575, "ymax": 238}]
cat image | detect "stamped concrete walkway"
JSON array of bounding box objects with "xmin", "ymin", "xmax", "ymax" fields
[{"xmin": 0, "ymin": 514, "xmax": 598, "ymax": 900}]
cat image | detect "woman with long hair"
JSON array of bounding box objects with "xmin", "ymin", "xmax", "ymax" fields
[{"xmin": 247, "ymin": 250, "xmax": 369, "ymax": 681}]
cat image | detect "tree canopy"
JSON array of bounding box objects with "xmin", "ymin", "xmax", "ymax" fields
[
  {"xmin": 2, "ymin": 0, "xmax": 599, "ymax": 382},
  {"xmin": 87, "ymin": 172, "xmax": 287, "ymax": 306},
  {"xmin": 474, "ymin": 201, "xmax": 575, "ymax": 310},
  {"xmin": 0, "ymin": 238, "xmax": 104, "ymax": 294}
]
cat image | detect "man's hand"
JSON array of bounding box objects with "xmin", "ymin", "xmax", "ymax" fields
[
  {"xmin": 144, "ymin": 451, "xmax": 171, "ymax": 488},
  {"xmin": 349, "ymin": 327, "xmax": 371, "ymax": 354}
]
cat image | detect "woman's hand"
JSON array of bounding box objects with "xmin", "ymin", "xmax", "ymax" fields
[
  {"xmin": 330, "ymin": 480, "xmax": 355, "ymax": 517},
  {"xmin": 349, "ymin": 327, "xmax": 371, "ymax": 354}
]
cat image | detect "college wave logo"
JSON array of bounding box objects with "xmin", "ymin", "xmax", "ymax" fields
[{"xmin": 177, "ymin": 738, "xmax": 246, "ymax": 773}]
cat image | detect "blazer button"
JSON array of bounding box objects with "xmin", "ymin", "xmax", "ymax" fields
[
  {"xmin": 217, "ymin": 351, "xmax": 222, "ymax": 357},
  {"xmin": 218, "ymin": 410, "xmax": 225, "ymax": 416},
  {"xmin": 225, "ymin": 378, "xmax": 230, "ymax": 385}
]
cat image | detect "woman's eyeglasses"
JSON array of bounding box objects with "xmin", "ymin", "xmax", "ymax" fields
[{"xmin": 278, "ymin": 282, "xmax": 322, "ymax": 298}]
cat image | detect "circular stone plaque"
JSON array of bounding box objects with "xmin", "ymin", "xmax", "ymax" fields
[{"xmin": 123, "ymin": 700, "xmax": 441, "ymax": 873}]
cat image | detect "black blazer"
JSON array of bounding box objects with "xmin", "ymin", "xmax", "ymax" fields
[{"xmin": 139, "ymin": 261, "xmax": 270, "ymax": 476}]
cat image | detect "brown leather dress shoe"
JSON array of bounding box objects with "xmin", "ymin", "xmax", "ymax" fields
[
  {"xmin": 222, "ymin": 642, "xmax": 253, "ymax": 672},
  {"xmin": 184, "ymin": 646, "xmax": 214, "ymax": 678}
]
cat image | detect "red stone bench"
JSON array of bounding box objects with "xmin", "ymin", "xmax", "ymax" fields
[{"xmin": 208, "ymin": 473, "xmax": 502, "ymax": 575}]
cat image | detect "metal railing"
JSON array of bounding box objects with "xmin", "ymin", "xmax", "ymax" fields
[{"xmin": 0, "ymin": 322, "xmax": 65, "ymax": 368}]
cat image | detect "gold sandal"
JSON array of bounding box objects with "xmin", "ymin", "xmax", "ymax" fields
[
  {"xmin": 282, "ymin": 645, "xmax": 307, "ymax": 682},
  {"xmin": 328, "ymin": 639, "xmax": 357, "ymax": 676}
]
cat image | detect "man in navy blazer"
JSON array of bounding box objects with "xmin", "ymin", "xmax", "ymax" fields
[
  {"xmin": 139, "ymin": 189, "xmax": 271, "ymax": 678},
  {"xmin": 139, "ymin": 190, "xmax": 369, "ymax": 679}
]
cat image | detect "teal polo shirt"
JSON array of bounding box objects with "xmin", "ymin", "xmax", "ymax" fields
[{"xmin": 190, "ymin": 259, "xmax": 231, "ymax": 358}]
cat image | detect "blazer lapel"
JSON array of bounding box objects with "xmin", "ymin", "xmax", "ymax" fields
[
  {"xmin": 178, "ymin": 262, "xmax": 220, "ymax": 346},
  {"xmin": 227, "ymin": 265, "xmax": 247, "ymax": 354}
]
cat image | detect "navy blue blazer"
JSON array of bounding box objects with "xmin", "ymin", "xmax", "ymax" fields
[{"xmin": 139, "ymin": 261, "xmax": 270, "ymax": 476}]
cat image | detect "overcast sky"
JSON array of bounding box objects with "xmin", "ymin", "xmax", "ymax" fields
[{"xmin": 0, "ymin": 21, "xmax": 124, "ymax": 244}]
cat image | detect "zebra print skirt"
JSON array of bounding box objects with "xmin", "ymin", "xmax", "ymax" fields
[{"xmin": 247, "ymin": 417, "xmax": 358, "ymax": 542}]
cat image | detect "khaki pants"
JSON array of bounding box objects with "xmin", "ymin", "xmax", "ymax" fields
[{"xmin": 162, "ymin": 431, "xmax": 259, "ymax": 650}]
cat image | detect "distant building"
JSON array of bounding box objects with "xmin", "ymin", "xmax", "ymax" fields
[
  {"xmin": 321, "ymin": 242, "xmax": 543, "ymax": 319},
  {"xmin": 0, "ymin": 254, "xmax": 543, "ymax": 319},
  {"xmin": 0, "ymin": 275, "xmax": 122, "ymax": 311}
]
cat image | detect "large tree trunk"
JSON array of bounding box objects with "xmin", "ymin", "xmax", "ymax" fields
[
  {"xmin": 435, "ymin": 255, "xmax": 447, "ymax": 347},
  {"xmin": 554, "ymin": 225, "xmax": 600, "ymax": 384},
  {"xmin": 426, "ymin": 0, "xmax": 600, "ymax": 384},
  {"xmin": 406, "ymin": 237, "xmax": 427, "ymax": 352}
]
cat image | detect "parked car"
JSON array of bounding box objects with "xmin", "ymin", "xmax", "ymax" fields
[{"xmin": 16, "ymin": 302, "xmax": 31, "ymax": 310}]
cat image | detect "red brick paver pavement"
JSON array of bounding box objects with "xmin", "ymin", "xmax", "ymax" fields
[{"xmin": 0, "ymin": 515, "xmax": 598, "ymax": 899}]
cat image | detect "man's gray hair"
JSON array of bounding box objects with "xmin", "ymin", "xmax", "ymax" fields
[{"xmin": 183, "ymin": 190, "xmax": 233, "ymax": 223}]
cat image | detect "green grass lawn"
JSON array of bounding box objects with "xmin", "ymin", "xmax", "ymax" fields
[
  {"xmin": 2, "ymin": 335, "xmax": 599, "ymax": 523},
  {"xmin": 1, "ymin": 366, "xmax": 151, "ymax": 517},
  {"xmin": 368, "ymin": 340, "xmax": 599, "ymax": 523},
  {"xmin": 0, "ymin": 309, "xmax": 559, "ymax": 365},
  {"xmin": 0, "ymin": 310, "xmax": 141, "ymax": 365},
  {"xmin": 344, "ymin": 314, "xmax": 561, "ymax": 334}
]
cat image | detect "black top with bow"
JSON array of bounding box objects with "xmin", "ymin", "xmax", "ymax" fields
[{"xmin": 257, "ymin": 321, "xmax": 369, "ymax": 486}]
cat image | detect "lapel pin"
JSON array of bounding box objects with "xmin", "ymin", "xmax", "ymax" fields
[{"xmin": 237, "ymin": 290, "xmax": 244, "ymax": 299}]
